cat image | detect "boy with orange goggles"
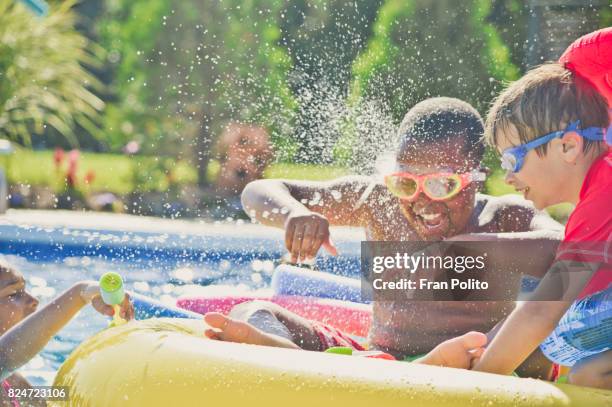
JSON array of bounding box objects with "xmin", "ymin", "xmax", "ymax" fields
[{"xmin": 204, "ymin": 97, "xmax": 562, "ymax": 379}]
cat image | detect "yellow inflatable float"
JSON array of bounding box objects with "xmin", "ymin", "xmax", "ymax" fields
[{"xmin": 52, "ymin": 319, "xmax": 611, "ymax": 407}]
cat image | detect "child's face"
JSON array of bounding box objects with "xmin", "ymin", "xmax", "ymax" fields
[
  {"xmin": 394, "ymin": 137, "xmax": 480, "ymax": 240},
  {"xmin": 0, "ymin": 268, "xmax": 39, "ymax": 335},
  {"xmin": 496, "ymin": 126, "xmax": 565, "ymax": 210}
]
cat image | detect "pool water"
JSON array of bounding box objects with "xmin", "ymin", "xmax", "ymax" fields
[
  {"xmin": 3, "ymin": 252, "xmax": 284, "ymax": 385},
  {"xmin": 0, "ymin": 214, "xmax": 362, "ymax": 385}
]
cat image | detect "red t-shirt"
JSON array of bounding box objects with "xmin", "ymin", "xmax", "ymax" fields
[{"xmin": 555, "ymin": 149, "xmax": 612, "ymax": 299}]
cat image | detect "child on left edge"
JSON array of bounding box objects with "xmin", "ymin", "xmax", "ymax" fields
[{"xmin": 0, "ymin": 261, "xmax": 133, "ymax": 406}]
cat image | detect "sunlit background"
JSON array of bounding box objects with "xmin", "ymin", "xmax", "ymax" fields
[{"xmin": 0, "ymin": 0, "xmax": 610, "ymax": 221}]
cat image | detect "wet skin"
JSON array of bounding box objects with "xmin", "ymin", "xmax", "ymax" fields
[
  {"xmin": 0, "ymin": 267, "xmax": 134, "ymax": 406},
  {"xmin": 360, "ymin": 139, "xmax": 520, "ymax": 356},
  {"xmin": 241, "ymin": 136, "xmax": 563, "ymax": 376}
]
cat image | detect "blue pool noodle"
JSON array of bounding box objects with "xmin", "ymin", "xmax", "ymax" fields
[
  {"xmin": 18, "ymin": 0, "xmax": 49, "ymax": 17},
  {"xmin": 131, "ymin": 292, "xmax": 201, "ymax": 320},
  {"xmin": 272, "ymin": 264, "xmax": 368, "ymax": 303}
]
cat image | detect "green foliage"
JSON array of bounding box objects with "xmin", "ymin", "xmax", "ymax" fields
[
  {"xmin": 485, "ymin": 0, "xmax": 529, "ymax": 71},
  {"xmin": 97, "ymin": 0, "xmax": 172, "ymax": 152},
  {"xmin": 351, "ymin": 0, "xmax": 519, "ymax": 120},
  {"xmin": 98, "ymin": 0, "xmax": 296, "ymax": 163},
  {"xmin": 281, "ymin": 0, "xmax": 383, "ymax": 86},
  {"xmin": 0, "ymin": 0, "xmax": 104, "ymax": 146},
  {"xmin": 601, "ymin": 4, "xmax": 612, "ymax": 27},
  {"xmin": 2, "ymin": 148, "xmax": 348, "ymax": 193},
  {"xmin": 340, "ymin": 0, "xmax": 519, "ymax": 170}
]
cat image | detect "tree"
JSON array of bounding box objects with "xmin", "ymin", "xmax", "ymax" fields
[
  {"xmin": 340, "ymin": 0, "xmax": 518, "ymax": 172},
  {"xmin": 99, "ymin": 0, "xmax": 296, "ymax": 187},
  {"xmin": 0, "ymin": 0, "xmax": 103, "ymax": 146},
  {"xmin": 351, "ymin": 0, "xmax": 519, "ymax": 120},
  {"xmin": 98, "ymin": 0, "xmax": 172, "ymax": 152}
]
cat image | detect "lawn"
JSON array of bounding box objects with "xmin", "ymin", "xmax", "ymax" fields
[
  {"xmin": 1, "ymin": 148, "xmax": 572, "ymax": 220},
  {"xmin": 1, "ymin": 148, "xmax": 351, "ymax": 194}
]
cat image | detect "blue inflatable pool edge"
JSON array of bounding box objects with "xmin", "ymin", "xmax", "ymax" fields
[{"xmin": 272, "ymin": 264, "xmax": 368, "ymax": 303}]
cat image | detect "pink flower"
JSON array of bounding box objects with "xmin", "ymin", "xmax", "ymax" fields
[
  {"xmin": 54, "ymin": 148, "xmax": 64, "ymax": 168},
  {"xmin": 84, "ymin": 170, "xmax": 96, "ymax": 185},
  {"xmin": 66, "ymin": 172, "xmax": 77, "ymax": 188},
  {"xmin": 68, "ymin": 149, "xmax": 80, "ymax": 169},
  {"xmin": 122, "ymin": 141, "xmax": 140, "ymax": 155},
  {"xmin": 65, "ymin": 149, "xmax": 79, "ymax": 188}
]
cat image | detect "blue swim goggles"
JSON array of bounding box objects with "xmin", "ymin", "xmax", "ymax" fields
[{"xmin": 501, "ymin": 120, "xmax": 611, "ymax": 173}]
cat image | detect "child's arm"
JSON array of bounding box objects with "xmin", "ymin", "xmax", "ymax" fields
[
  {"xmin": 446, "ymin": 202, "xmax": 563, "ymax": 279},
  {"xmin": 241, "ymin": 176, "xmax": 374, "ymax": 228},
  {"xmin": 0, "ymin": 281, "xmax": 132, "ymax": 380},
  {"xmin": 472, "ymin": 300, "xmax": 570, "ymax": 374},
  {"xmin": 473, "ymin": 261, "xmax": 595, "ymax": 374},
  {"xmin": 241, "ymin": 176, "xmax": 376, "ymax": 262}
]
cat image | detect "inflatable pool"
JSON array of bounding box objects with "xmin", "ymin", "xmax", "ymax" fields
[
  {"xmin": 52, "ymin": 319, "xmax": 611, "ymax": 407},
  {"xmin": 271, "ymin": 264, "xmax": 368, "ymax": 303},
  {"xmin": 178, "ymin": 265, "xmax": 372, "ymax": 336},
  {"xmin": 177, "ymin": 294, "xmax": 372, "ymax": 337}
]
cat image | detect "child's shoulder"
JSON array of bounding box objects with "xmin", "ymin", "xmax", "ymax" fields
[{"xmin": 474, "ymin": 193, "xmax": 562, "ymax": 233}]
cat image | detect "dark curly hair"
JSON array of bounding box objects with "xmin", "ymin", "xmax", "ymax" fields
[{"xmin": 397, "ymin": 97, "xmax": 485, "ymax": 165}]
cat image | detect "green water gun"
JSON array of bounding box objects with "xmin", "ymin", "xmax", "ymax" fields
[{"xmin": 99, "ymin": 272, "xmax": 128, "ymax": 327}]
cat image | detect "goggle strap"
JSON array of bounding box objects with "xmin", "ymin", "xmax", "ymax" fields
[
  {"xmin": 567, "ymin": 120, "xmax": 607, "ymax": 142},
  {"xmin": 578, "ymin": 127, "xmax": 605, "ymax": 141}
]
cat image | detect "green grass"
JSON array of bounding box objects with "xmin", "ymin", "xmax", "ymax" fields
[
  {"xmin": 0, "ymin": 148, "xmax": 351, "ymax": 194},
  {"xmin": 0, "ymin": 148, "xmax": 573, "ymax": 221},
  {"xmin": 2, "ymin": 148, "xmax": 195, "ymax": 194},
  {"xmin": 264, "ymin": 164, "xmax": 350, "ymax": 180}
]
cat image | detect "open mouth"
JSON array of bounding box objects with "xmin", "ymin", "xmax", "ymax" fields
[
  {"xmin": 415, "ymin": 211, "xmax": 444, "ymax": 228},
  {"xmin": 516, "ymin": 186, "xmax": 530, "ymax": 198},
  {"xmin": 408, "ymin": 203, "xmax": 450, "ymax": 236}
]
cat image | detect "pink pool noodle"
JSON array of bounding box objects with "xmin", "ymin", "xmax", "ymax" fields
[{"xmin": 177, "ymin": 295, "xmax": 372, "ymax": 337}]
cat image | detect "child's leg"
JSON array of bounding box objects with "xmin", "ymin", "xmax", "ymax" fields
[
  {"xmin": 204, "ymin": 312, "xmax": 300, "ymax": 349},
  {"xmin": 569, "ymin": 350, "xmax": 612, "ymax": 389},
  {"xmin": 204, "ymin": 300, "xmax": 323, "ymax": 351}
]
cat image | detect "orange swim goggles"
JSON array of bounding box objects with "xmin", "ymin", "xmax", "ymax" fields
[{"xmin": 384, "ymin": 170, "xmax": 486, "ymax": 202}]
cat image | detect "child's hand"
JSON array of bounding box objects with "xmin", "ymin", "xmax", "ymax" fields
[
  {"xmin": 284, "ymin": 210, "xmax": 338, "ymax": 263},
  {"xmin": 78, "ymin": 281, "xmax": 134, "ymax": 320}
]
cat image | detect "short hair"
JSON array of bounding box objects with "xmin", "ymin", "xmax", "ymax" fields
[
  {"xmin": 397, "ymin": 97, "xmax": 485, "ymax": 164},
  {"xmin": 0, "ymin": 261, "xmax": 19, "ymax": 285},
  {"xmin": 485, "ymin": 63, "xmax": 609, "ymax": 156}
]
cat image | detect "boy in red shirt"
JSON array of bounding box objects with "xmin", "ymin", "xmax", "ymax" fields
[{"xmin": 477, "ymin": 62, "xmax": 611, "ymax": 389}]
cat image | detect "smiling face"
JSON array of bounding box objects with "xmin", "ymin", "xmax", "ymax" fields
[
  {"xmin": 394, "ymin": 136, "xmax": 481, "ymax": 240},
  {"xmin": 0, "ymin": 265, "xmax": 39, "ymax": 335},
  {"xmin": 496, "ymin": 125, "xmax": 567, "ymax": 210}
]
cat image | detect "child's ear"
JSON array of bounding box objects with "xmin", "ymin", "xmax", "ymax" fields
[{"xmin": 559, "ymin": 132, "xmax": 582, "ymax": 164}]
